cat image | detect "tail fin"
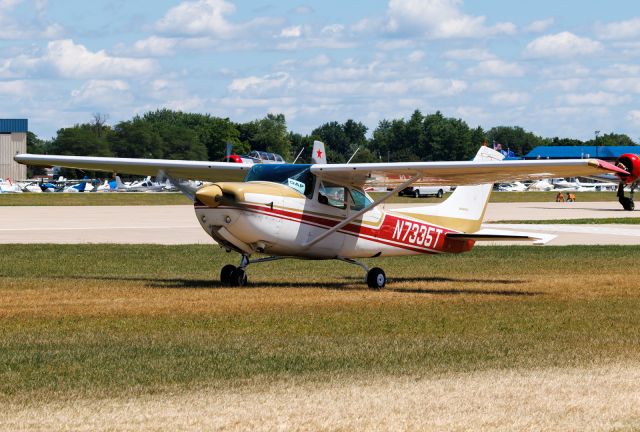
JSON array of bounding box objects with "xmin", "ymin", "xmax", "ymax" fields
[
  {"xmin": 312, "ymin": 140, "xmax": 327, "ymax": 164},
  {"xmin": 393, "ymin": 146, "xmax": 504, "ymax": 233},
  {"xmin": 115, "ymin": 175, "xmax": 126, "ymax": 191}
]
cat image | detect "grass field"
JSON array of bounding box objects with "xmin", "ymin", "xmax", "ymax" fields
[
  {"xmin": 0, "ymin": 190, "xmax": 619, "ymax": 206},
  {"xmin": 2, "ymin": 244, "xmax": 640, "ymax": 430},
  {"xmin": 2, "ymin": 244, "xmax": 639, "ymax": 403}
]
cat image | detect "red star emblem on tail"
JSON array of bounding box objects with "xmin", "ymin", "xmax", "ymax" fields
[{"xmin": 316, "ymin": 149, "xmax": 323, "ymax": 158}]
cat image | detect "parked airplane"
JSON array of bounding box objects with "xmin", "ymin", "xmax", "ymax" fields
[
  {"xmin": 14, "ymin": 144, "xmax": 630, "ymax": 288},
  {"xmin": 0, "ymin": 178, "xmax": 22, "ymax": 193},
  {"xmin": 496, "ymin": 181, "xmax": 527, "ymax": 192}
]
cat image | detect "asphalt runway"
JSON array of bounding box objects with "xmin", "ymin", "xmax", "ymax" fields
[{"xmin": 1, "ymin": 202, "xmax": 639, "ymax": 246}]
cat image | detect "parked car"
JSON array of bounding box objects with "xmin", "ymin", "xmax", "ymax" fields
[{"xmin": 398, "ymin": 185, "xmax": 451, "ymax": 198}]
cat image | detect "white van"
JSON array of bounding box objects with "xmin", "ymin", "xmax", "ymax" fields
[{"xmin": 398, "ymin": 185, "xmax": 451, "ymax": 198}]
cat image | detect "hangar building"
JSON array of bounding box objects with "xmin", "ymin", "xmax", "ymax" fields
[{"xmin": 0, "ymin": 119, "xmax": 27, "ymax": 180}]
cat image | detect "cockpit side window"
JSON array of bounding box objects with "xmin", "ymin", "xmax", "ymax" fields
[
  {"xmin": 244, "ymin": 164, "xmax": 314, "ymax": 198},
  {"xmin": 349, "ymin": 188, "xmax": 373, "ymax": 211},
  {"xmin": 318, "ymin": 181, "xmax": 347, "ymax": 209}
]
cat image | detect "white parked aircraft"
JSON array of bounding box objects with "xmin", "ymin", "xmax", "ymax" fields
[
  {"xmin": 497, "ymin": 181, "xmax": 527, "ymax": 192},
  {"xmin": 14, "ymin": 144, "xmax": 628, "ymax": 288}
]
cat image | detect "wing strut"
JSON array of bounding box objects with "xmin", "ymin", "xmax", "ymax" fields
[{"xmin": 303, "ymin": 172, "xmax": 421, "ymax": 249}]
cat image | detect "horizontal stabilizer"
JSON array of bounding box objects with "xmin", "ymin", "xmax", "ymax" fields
[{"xmin": 447, "ymin": 229, "xmax": 556, "ymax": 245}]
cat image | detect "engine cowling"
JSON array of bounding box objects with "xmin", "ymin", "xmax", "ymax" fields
[{"xmin": 615, "ymin": 153, "xmax": 640, "ymax": 184}]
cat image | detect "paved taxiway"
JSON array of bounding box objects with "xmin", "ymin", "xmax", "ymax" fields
[{"xmin": 1, "ymin": 202, "xmax": 639, "ymax": 245}]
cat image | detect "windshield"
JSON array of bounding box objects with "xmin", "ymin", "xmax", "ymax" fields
[{"xmin": 245, "ymin": 164, "xmax": 314, "ymax": 197}]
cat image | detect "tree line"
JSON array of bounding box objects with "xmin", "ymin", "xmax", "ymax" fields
[{"xmin": 27, "ymin": 109, "xmax": 638, "ymax": 175}]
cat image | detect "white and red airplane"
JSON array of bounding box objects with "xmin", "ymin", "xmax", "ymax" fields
[{"xmin": 15, "ymin": 143, "xmax": 632, "ymax": 288}]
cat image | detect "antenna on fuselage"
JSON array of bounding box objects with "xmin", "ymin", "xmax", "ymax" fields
[
  {"xmin": 346, "ymin": 147, "xmax": 360, "ymax": 164},
  {"xmin": 292, "ymin": 147, "xmax": 304, "ymax": 164}
]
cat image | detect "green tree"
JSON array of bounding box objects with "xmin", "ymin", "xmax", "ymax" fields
[
  {"xmin": 486, "ymin": 126, "xmax": 543, "ymax": 157},
  {"xmin": 49, "ymin": 124, "xmax": 112, "ymax": 157},
  {"xmin": 158, "ymin": 124, "xmax": 207, "ymax": 160},
  {"xmin": 26, "ymin": 131, "xmax": 48, "ymax": 176},
  {"xmin": 588, "ymin": 133, "xmax": 636, "ymax": 147},
  {"xmin": 110, "ymin": 120, "xmax": 164, "ymax": 159},
  {"xmin": 237, "ymin": 113, "xmax": 291, "ymax": 160}
]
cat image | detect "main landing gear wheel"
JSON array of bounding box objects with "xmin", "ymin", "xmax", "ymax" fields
[
  {"xmin": 367, "ymin": 267, "xmax": 386, "ymax": 289},
  {"xmin": 436, "ymin": 189, "xmax": 444, "ymax": 198},
  {"xmin": 413, "ymin": 190, "xmax": 420, "ymax": 198},
  {"xmin": 621, "ymin": 197, "xmax": 635, "ymax": 211}
]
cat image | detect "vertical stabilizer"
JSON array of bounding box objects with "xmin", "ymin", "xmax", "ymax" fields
[
  {"xmin": 115, "ymin": 175, "xmax": 127, "ymax": 191},
  {"xmin": 312, "ymin": 140, "xmax": 327, "ymax": 164},
  {"xmin": 392, "ymin": 146, "xmax": 504, "ymax": 233}
]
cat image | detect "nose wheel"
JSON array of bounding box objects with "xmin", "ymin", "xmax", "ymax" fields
[
  {"xmin": 220, "ymin": 264, "xmax": 247, "ymax": 286},
  {"xmin": 219, "ymin": 255, "xmax": 285, "ymax": 287}
]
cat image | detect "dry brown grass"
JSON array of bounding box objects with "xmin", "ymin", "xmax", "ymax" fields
[
  {"xmin": 0, "ymin": 272, "xmax": 636, "ymax": 319},
  {"xmin": 2, "ymin": 245, "xmax": 640, "ymax": 430},
  {"xmin": 2, "ymin": 363, "xmax": 639, "ymax": 432}
]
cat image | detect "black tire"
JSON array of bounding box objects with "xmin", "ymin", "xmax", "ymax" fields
[
  {"xmin": 625, "ymin": 199, "xmax": 635, "ymax": 211},
  {"xmin": 621, "ymin": 197, "xmax": 635, "ymax": 211},
  {"xmin": 220, "ymin": 264, "xmax": 236, "ymax": 285},
  {"xmin": 230, "ymin": 268, "xmax": 248, "ymax": 287},
  {"xmin": 436, "ymin": 189, "xmax": 443, "ymax": 198},
  {"xmin": 413, "ymin": 190, "xmax": 420, "ymax": 198},
  {"xmin": 367, "ymin": 267, "xmax": 386, "ymax": 289}
]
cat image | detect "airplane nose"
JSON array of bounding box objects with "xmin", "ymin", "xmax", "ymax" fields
[{"xmin": 196, "ymin": 184, "xmax": 224, "ymax": 207}]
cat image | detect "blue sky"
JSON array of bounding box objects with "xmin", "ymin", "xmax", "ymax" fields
[{"xmin": 1, "ymin": 0, "xmax": 639, "ymax": 144}]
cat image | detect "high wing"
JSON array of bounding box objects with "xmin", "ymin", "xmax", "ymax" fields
[
  {"xmin": 13, "ymin": 154, "xmax": 250, "ymax": 182},
  {"xmin": 311, "ymin": 158, "xmax": 627, "ymax": 187}
]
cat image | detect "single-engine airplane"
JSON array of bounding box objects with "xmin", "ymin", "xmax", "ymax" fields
[{"xmin": 15, "ymin": 143, "xmax": 630, "ymax": 288}]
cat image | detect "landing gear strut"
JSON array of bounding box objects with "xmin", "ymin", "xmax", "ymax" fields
[
  {"xmin": 220, "ymin": 255, "xmax": 388, "ymax": 289},
  {"xmin": 618, "ymin": 181, "xmax": 637, "ymax": 211}
]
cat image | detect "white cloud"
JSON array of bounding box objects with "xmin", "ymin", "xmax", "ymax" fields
[
  {"xmin": 467, "ymin": 59, "xmax": 524, "ymax": 77},
  {"xmin": 596, "ymin": 17, "xmax": 640, "ymax": 40},
  {"xmin": 412, "ymin": 77, "xmax": 467, "ymax": 95},
  {"xmin": 470, "ymin": 79, "xmax": 502, "ymax": 92},
  {"xmin": 304, "ymin": 54, "xmax": 331, "ymax": 67},
  {"xmin": 0, "ymin": 0, "xmax": 63, "ymax": 40},
  {"xmin": 561, "ymin": 91, "xmax": 631, "ymax": 106},
  {"xmin": 291, "ymin": 5, "xmax": 314, "ymax": 15},
  {"xmin": 490, "ymin": 91, "xmax": 530, "ymax": 106},
  {"xmin": 408, "ymin": 50, "xmax": 425, "ymax": 62},
  {"xmin": 154, "ymin": 0, "xmax": 280, "ymax": 39},
  {"xmin": 155, "ymin": 0, "xmax": 236, "ymax": 37},
  {"xmin": 280, "ymin": 26, "xmax": 302, "ymax": 38},
  {"xmin": 524, "ymin": 18, "xmax": 554, "ymax": 33},
  {"xmin": 385, "ymin": 0, "xmax": 516, "ymax": 39},
  {"xmin": 540, "ymin": 78, "xmax": 588, "ymax": 92},
  {"xmin": 444, "ymin": 48, "xmax": 495, "ymax": 61},
  {"xmin": 603, "ymin": 78, "xmax": 640, "ymax": 93},
  {"xmin": 0, "ymin": 80, "xmax": 30, "ymax": 97},
  {"xmin": 598, "ymin": 63, "xmax": 640, "ymax": 77},
  {"xmin": 46, "ymin": 40, "xmax": 157, "ymax": 79},
  {"xmin": 228, "ymin": 72, "xmax": 291, "ymax": 93},
  {"xmin": 627, "ymin": 110, "xmax": 640, "ymax": 124},
  {"xmin": 71, "ymin": 80, "xmax": 133, "ymax": 106},
  {"xmin": 525, "ymin": 32, "xmax": 603, "ymax": 58},
  {"xmin": 127, "ymin": 36, "xmax": 179, "ymax": 57}
]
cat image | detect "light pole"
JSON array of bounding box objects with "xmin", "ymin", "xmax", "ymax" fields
[{"xmin": 595, "ymin": 130, "xmax": 600, "ymax": 158}]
